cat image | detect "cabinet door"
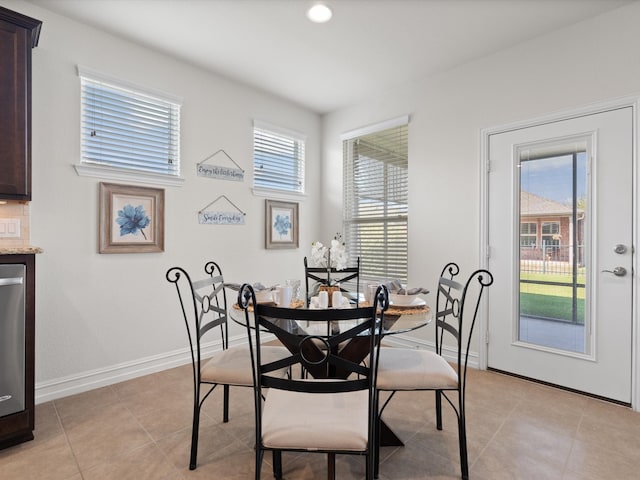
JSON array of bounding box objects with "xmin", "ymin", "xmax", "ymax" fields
[{"xmin": 0, "ymin": 18, "xmax": 30, "ymax": 200}]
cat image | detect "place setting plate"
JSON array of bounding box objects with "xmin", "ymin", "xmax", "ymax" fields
[{"xmin": 389, "ymin": 293, "xmax": 426, "ymax": 308}]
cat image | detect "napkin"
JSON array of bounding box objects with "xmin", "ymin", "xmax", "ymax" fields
[
  {"xmin": 225, "ymin": 282, "xmax": 274, "ymax": 291},
  {"xmin": 384, "ymin": 279, "xmax": 403, "ymax": 292},
  {"xmin": 384, "ymin": 280, "xmax": 429, "ymax": 295},
  {"xmin": 402, "ymin": 287, "xmax": 430, "ymax": 295}
]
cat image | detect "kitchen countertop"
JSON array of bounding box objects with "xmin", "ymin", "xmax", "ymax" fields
[{"xmin": 0, "ymin": 246, "xmax": 44, "ymax": 255}]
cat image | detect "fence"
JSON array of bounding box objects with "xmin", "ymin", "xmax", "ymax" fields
[{"xmin": 520, "ymin": 244, "xmax": 585, "ymax": 276}]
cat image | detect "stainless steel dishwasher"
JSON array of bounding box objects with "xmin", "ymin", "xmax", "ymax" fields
[{"xmin": 0, "ymin": 264, "xmax": 26, "ymax": 418}]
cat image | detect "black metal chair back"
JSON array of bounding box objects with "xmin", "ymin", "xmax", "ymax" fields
[
  {"xmin": 167, "ymin": 262, "xmax": 230, "ymax": 367},
  {"xmin": 304, "ymin": 255, "xmax": 361, "ymax": 306},
  {"xmin": 435, "ymin": 262, "xmax": 493, "ymax": 399},
  {"xmin": 374, "ymin": 262, "xmax": 492, "ymax": 479},
  {"xmin": 165, "ymin": 261, "xmax": 230, "ymax": 470},
  {"xmin": 433, "ymin": 262, "xmax": 493, "ymax": 479},
  {"xmin": 239, "ymin": 283, "xmax": 389, "ymax": 480}
]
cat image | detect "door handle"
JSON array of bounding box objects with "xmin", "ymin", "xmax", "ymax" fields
[
  {"xmin": 602, "ymin": 267, "xmax": 627, "ymax": 277},
  {"xmin": 0, "ymin": 277, "xmax": 23, "ymax": 287}
]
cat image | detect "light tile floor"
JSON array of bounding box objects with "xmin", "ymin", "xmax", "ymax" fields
[{"xmin": 1, "ymin": 363, "xmax": 639, "ymax": 479}]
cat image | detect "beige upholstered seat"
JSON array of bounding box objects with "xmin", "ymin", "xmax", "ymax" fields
[
  {"xmin": 166, "ymin": 262, "xmax": 289, "ymax": 471},
  {"xmin": 201, "ymin": 345, "xmax": 289, "ymax": 386},
  {"xmin": 239, "ymin": 282, "xmax": 390, "ymax": 480},
  {"xmin": 374, "ymin": 263, "xmax": 493, "ymax": 480},
  {"xmin": 376, "ymin": 348, "xmax": 458, "ymax": 391},
  {"xmin": 262, "ymin": 388, "xmax": 369, "ymax": 451}
]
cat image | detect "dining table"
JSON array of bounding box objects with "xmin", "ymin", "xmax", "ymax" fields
[{"xmin": 229, "ymin": 294, "xmax": 432, "ymax": 446}]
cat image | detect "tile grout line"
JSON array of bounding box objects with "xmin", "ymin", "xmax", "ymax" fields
[
  {"xmin": 52, "ymin": 399, "xmax": 86, "ymax": 480},
  {"xmin": 115, "ymin": 384, "xmax": 185, "ymax": 478},
  {"xmin": 469, "ymin": 395, "xmax": 520, "ymax": 474},
  {"xmin": 559, "ymin": 409, "xmax": 584, "ymax": 480},
  {"xmin": 78, "ymin": 384, "xmax": 157, "ymax": 478}
]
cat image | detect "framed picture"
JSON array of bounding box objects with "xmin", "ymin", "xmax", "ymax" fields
[
  {"xmin": 265, "ymin": 199, "xmax": 299, "ymax": 249},
  {"xmin": 99, "ymin": 182, "xmax": 165, "ymax": 254}
]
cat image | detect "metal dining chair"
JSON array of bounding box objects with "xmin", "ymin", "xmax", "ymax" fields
[
  {"xmin": 166, "ymin": 262, "xmax": 289, "ymax": 470},
  {"xmin": 239, "ymin": 282, "xmax": 390, "ymax": 480},
  {"xmin": 374, "ymin": 262, "xmax": 493, "ymax": 479},
  {"xmin": 304, "ymin": 256, "xmax": 361, "ymax": 306}
]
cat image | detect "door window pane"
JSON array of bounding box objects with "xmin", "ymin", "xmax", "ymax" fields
[{"xmin": 518, "ymin": 145, "xmax": 587, "ymax": 354}]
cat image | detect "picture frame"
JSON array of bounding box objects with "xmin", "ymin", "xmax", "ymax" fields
[
  {"xmin": 99, "ymin": 182, "xmax": 165, "ymax": 254},
  {"xmin": 265, "ymin": 199, "xmax": 299, "ymax": 249}
]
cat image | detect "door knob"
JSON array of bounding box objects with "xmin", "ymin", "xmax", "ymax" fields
[{"xmin": 602, "ymin": 266, "xmax": 627, "ymax": 277}]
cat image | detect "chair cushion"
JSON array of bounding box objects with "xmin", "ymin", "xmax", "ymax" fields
[
  {"xmin": 261, "ymin": 387, "xmax": 369, "ymax": 452},
  {"xmin": 201, "ymin": 345, "xmax": 289, "ymax": 386},
  {"xmin": 376, "ymin": 348, "xmax": 458, "ymax": 391}
]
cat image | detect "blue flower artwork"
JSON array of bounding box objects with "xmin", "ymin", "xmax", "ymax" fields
[
  {"xmin": 273, "ymin": 213, "xmax": 291, "ymax": 238},
  {"xmin": 116, "ymin": 204, "xmax": 151, "ymax": 240}
]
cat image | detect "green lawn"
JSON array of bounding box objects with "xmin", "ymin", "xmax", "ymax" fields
[
  {"xmin": 520, "ymin": 292, "xmax": 584, "ymax": 324},
  {"xmin": 519, "ymin": 272, "xmax": 585, "ymax": 324}
]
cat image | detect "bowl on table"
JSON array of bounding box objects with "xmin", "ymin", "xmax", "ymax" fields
[
  {"xmin": 254, "ymin": 289, "xmax": 273, "ymax": 303},
  {"xmin": 390, "ymin": 292, "xmax": 423, "ymax": 306}
]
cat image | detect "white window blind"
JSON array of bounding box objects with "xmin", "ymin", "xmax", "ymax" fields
[
  {"xmin": 343, "ymin": 120, "xmax": 408, "ymax": 282},
  {"xmin": 79, "ymin": 67, "xmax": 181, "ymax": 176},
  {"xmin": 253, "ymin": 121, "xmax": 305, "ymax": 194}
]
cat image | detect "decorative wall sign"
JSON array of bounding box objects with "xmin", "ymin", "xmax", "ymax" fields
[
  {"xmin": 196, "ymin": 149, "xmax": 244, "ymax": 181},
  {"xmin": 198, "ymin": 195, "xmax": 246, "ymax": 225},
  {"xmin": 198, "ymin": 211, "xmax": 245, "ymax": 225},
  {"xmin": 99, "ymin": 182, "xmax": 164, "ymax": 253}
]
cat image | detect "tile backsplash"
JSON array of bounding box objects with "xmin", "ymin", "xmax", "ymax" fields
[{"xmin": 0, "ymin": 202, "xmax": 30, "ymax": 247}]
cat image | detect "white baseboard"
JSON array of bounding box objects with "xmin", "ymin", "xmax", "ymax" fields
[
  {"xmin": 35, "ymin": 333, "xmax": 248, "ymax": 404},
  {"xmin": 36, "ymin": 333, "xmax": 478, "ymax": 404}
]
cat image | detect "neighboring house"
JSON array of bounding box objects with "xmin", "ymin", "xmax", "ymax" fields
[{"xmin": 520, "ymin": 191, "xmax": 584, "ymax": 265}]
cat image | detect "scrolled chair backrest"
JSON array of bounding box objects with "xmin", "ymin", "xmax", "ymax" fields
[
  {"xmin": 303, "ymin": 256, "xmax": 361, "ymax": 307},
  {"xmin": 435, "ymin": 262, "xmax": 494, "ymax": 387},
  {"xmin": 166, "ymin": 261, "xmax": 229, "ymax": 366}
]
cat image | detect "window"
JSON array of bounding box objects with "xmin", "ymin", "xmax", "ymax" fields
[
  {"xmin": 253, "ymin": 120, "xmax": 305, "ymax": 194},
  {"xmin": 542, "ymin": 221, "xmax": 560, "ymax": 246},
  {"xmin": 520, "ymin": 222, "xmax": 537, "ymax": 247},
  {"xmin": 342, "ymin": 117, "xmax": 409, "ymax": 282},
  {"xmin": 78, "ymin": 66, "xmax": 181, "ymax": 178},
  {"xmin": 541, "ymin": 221, "xmax": 561, "ymax": 259}
]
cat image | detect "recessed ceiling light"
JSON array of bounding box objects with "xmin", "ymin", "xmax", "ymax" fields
[{"xmin": 307, "ymin": 3, "xmax": 332, "ymax": 23}]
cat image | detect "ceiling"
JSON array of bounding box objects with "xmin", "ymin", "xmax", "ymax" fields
[{"xmin": 28, "ymin": 0, "xmax": 634, "ymax": 114}]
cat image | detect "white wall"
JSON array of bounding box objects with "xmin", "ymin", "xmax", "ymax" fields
[
  {"xmin": 6, "ymin": 0, "xmax": 640, "ymax": 403},
  {"xmin": 1, "ymin": 0, "xmax": 322, "ymax": 402},
  {"xmin": 322, "ymin": 2, "xmax": 640, "ymax": 357}
]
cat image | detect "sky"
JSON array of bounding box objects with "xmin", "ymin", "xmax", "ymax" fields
[{"xmin": 520, "ymin": 153, "xmax": 587, "ymax": 205}]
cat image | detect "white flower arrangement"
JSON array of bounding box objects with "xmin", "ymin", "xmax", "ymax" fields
[{"xmin": 310, "ymin": 233, "xmax": 349, "ymax": 285}]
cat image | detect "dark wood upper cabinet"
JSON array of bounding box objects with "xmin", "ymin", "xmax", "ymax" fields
[{"xmin": 0, "ymin": 7, "xmax": 41, "ymax": 201}]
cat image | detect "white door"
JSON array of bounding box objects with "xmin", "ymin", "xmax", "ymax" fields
[{"xmin": 487, "ymin": 106, "xmax": 633, "ymax": 404}]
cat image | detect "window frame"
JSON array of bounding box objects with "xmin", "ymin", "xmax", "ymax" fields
[
  {"xmin": 341, "ymin": 116, "xmax": 409, "ymax": 283},
  {"xmin": 74, "ymin": 66, "xmax": 184, "ymax": 187},
  {"xmin": 542, "ymin": 221, "xmax": 560, "ymax": 236},
  {"xmin": 252, "ymin": 120, "xmax": 306, "ymax": 197},
  {"xmin": 520, "ymin": 222, "xmax": 537, "ymax": 247}
]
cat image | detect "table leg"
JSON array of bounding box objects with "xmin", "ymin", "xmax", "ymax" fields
[{"xmin": 379, "ymin": 420, "xmax": 404, "ymax": 446}]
